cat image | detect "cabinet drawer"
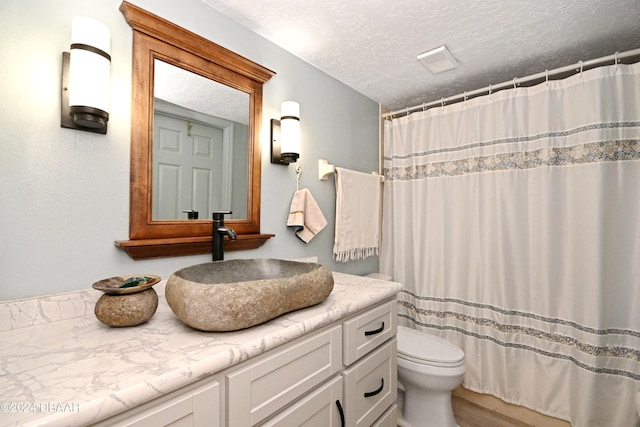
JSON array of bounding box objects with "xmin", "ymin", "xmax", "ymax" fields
[
  {"xmin": 343, "ymin": 300, "xmax": 397, "ymax": 365},
  {"xmin": 261, "ymin": 376, "xmax": 343, "ymax": 427},
  {"xmin": 371, "ymin": 404, "xmax": 398, "ymax": 427},
  {"xmin": 227, "ymin": 325, "xmax": 342, "ymax": 426},
  {"xmin": 343, "ymin": 339, "xmax": 397, "ymax": 427}
]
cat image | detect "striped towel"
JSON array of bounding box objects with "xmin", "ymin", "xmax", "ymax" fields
[
  {"xmin": 333, "ymin": 167, "xmax": 381, "ymax": 262},
  {"xmin": 287, "ymin": 188, "xmax": 327, "ymax": 243}
]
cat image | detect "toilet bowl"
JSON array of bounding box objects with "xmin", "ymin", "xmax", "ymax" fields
[{"xmin": 396, "ymin": 326, "xmax": 465, "ymax": 427}]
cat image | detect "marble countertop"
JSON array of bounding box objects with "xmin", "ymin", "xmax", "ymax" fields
[{"xmin": 0, "ymin": 272, "xmax": 401, "ymax": 427}]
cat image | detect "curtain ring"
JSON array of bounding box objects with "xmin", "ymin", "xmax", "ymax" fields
[
  {"xmin": 578, "ymin": 60, "xmax": 584, "ymax": 77},
  {"xmin": 614, "ymin": 51, "xmax": 619, "ymax": 69},
  {"xmin": 441, "ymin": 97, "xmax": 445, "ymax": 108},
  {"xmin": 464, "ymin": 91, "xmax": 468, "ymax": 103},
  {"xmin": 545, "ymin": 69, "xmax": 549, "ymax": 86},
  {"xmin": 422, "ymin": 102, "xmax": 426, "ymax": 112},
  {"xmin": 488, "ymin": 84, "xmax": 492, "ymax": 96},
  {"xmin": 513, "ymin": 78, "xmax": 518, "ymax": 89}
]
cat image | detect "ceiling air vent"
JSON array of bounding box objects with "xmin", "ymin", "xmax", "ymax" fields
[{"xmin": 417, "ymin": 45, "xmax": 459, "ymax": 74}]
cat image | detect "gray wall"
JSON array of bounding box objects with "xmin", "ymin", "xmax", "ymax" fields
[{"xmin": 0, "ymin": 0, "xmax": 380, "ymax": 299}]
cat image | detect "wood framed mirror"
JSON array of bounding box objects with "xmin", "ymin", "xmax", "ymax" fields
[{"xmin": 116, "ymin": 2, "xmax": 275, "ymax": 259}]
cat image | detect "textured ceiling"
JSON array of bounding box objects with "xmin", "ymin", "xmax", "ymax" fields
[{"xmin": 202, "ymin": 0, "xmax": 640, "ymax": 112}]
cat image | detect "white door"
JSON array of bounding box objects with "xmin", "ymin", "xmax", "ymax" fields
[{"xmin": 153, "ymin": 112, "xmax": 227, "ymax": 220}]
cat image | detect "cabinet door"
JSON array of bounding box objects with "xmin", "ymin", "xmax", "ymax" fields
[
  {"xmin": 261, "ymin": 376, "xmax": 344, "ymax": 427},
  {"xmin": 227, "ymin": 325, "xmax": 342, "ymax": 426},
  {"xmin": 99, "ymin": 381, "xmax": 219, "ymax": 427},
  {"xmin": 343, "ymin": 339, "xmax": 397, "ymax": 427}
]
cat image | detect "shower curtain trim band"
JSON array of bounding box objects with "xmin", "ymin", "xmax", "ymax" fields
[{"xmin": 383, "ymin": 48, "xmax": 640, "ymax": 119}]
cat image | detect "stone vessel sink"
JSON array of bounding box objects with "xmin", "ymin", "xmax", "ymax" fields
[{"xmin": 165, "ymin": 259, "xmax": 334, "ymax": 331}]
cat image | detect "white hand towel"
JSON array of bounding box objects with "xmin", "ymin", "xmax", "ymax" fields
[
  {"xmin": 333, "ymin": 167, "xmax": 381, "ymax": 262},
  {"xmin": 287, "ymin": 188, "xmax": 327, "ymax": 243}
]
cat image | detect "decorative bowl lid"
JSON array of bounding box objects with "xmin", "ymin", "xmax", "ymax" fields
[{"xmin": 92, "ymin": 275, "xmax": 161, "ymax": 295}]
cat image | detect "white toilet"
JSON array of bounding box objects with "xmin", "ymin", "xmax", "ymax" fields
[{"xmin": 396, "ymin": 326, "xmax": 466, "ymax": 427}]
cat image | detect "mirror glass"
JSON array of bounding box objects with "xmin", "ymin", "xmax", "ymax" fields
[{"xmin": 152, "ymin": 60, "xmax": 250, "ymax": 221}]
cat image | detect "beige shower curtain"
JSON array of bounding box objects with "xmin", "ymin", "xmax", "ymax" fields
[{"xmin": 381, "ymin": 61, "xmax": 640, "ymax": 426}]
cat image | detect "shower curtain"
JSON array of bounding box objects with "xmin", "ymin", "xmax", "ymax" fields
[{"xmin": 381, "ymin": 61, "xmax": 640, "ymax": 426}]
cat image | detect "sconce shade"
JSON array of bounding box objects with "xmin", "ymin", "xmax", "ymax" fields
[
  {"xmin": 280, "ymin": 101, "xmax": 300, "ymax": 162},
  {"xmin": 62, "ymin": 17, "xmax": 111, "ymax": 132},
  {"xmin": 271, "ymin": 101, "xmax": 301, "ymax": 165}
]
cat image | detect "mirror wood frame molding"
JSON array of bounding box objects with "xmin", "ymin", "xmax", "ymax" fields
[{"xmin": 115, "ymin": 1, "xmax": 275, "ymax": 260}]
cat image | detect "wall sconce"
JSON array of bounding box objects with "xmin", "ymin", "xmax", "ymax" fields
[
  {"xmin": 61, "ymin": 17, "xmax": 111, "ymax": 134},
  {"xmin": 270, "ymin": 101, "xmax": 300, "ymax": 165}
]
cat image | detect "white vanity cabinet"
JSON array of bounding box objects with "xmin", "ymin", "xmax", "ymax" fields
[
  {"xmin": 225, "ymin": 298, "xmax": 398, "ymax": 426},
  {"xmin": 1, "ymin": 272, "xmax": 402, "ymax": 427},
  {"xmin": 94, "ymin": 298, "xmax": 398, "ymax": 427}
]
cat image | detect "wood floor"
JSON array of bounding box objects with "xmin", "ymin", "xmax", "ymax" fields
[
  {"xmin": 451, "ymin": 387, "xmax": 571, "ymax": 427},
  {"xmin": 453, "ymin": 395, "xmax": 530, "ymax": 427}
]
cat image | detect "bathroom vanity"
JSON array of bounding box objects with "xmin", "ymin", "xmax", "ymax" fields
[{"xmin": 0, "ymin": 272, "xmax": 401, "ymax": 426}]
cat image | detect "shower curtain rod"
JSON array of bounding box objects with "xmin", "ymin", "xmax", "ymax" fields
[{"xmin": 383, "ymin": 47, "xmax": 640, "ymax": 119}]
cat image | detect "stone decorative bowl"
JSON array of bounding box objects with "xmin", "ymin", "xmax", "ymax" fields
[
  {"xmin": 92, "ymin": 275, "xmax": 161, "ymax": 295},
  {"xmin": 92, "ymin": 275, "xmax": 160, "ymax": 327},
  {"xmin": 165, "ymin": 259, "xmax": 334, "ymax": 332}
]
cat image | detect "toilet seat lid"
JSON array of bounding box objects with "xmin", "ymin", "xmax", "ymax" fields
[{"xmin": 397, "ymin": 326, "xmax": 464, "ymax": 366}]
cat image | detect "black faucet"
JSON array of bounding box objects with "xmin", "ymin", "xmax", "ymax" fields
[{"xmin": 212, "ymin": 211, "xmax": 237, "ymax": 261}]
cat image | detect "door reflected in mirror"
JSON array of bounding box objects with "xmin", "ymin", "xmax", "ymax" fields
[{"xmin": 153, "ymin": 60, "xmax": 250, "ymax": 221}]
